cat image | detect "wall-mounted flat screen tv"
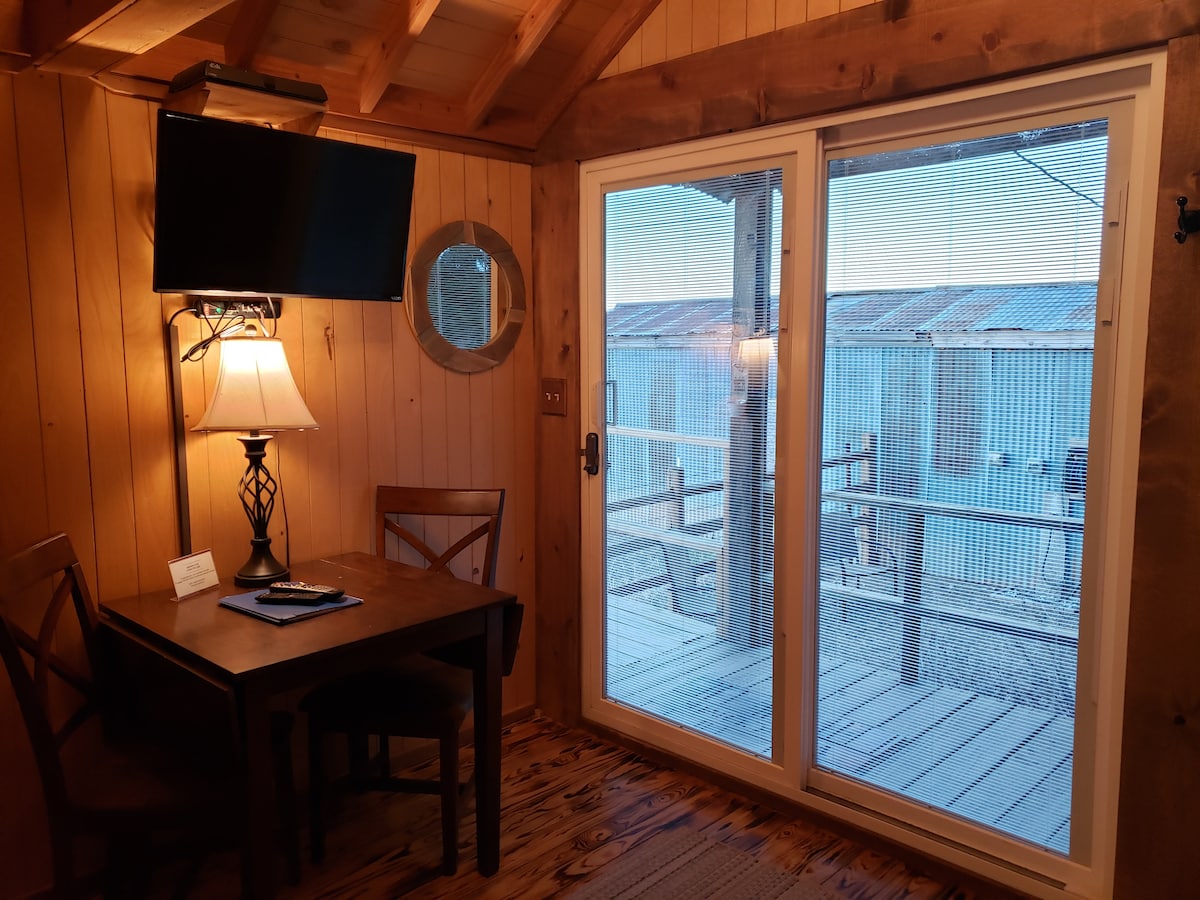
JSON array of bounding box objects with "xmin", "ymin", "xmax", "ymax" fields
[{"xmin": 153, "ymin": 109, "xmax": 417, "ymax": 301}]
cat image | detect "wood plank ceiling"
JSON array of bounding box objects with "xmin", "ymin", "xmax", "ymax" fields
[{"xmin": 1, "ymin": 0, "xmax": 663, "ymax": 153}]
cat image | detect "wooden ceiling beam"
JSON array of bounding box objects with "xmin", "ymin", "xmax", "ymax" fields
[
  {"xmin": 110, "ymin": 34, "xmax": 537, "ymax": 156},
  {"xmin": 365, "ymin": 83, "xmax": 537, "ymax": 150},
  {"xmin": 540, "ymin": 0, "xmax": 1200, "ymax": 161},
  {"xmin": 24, "ymin": 0, "xmax": 236, "ymax": 75},
  {"xmin": 357, "ymin": 0, "xmax": 442, "ymax": 115},
  {"xmin": 320, "ymin": 113, "xmax": 535, "ymax": 163},
  {"xmin": 530, "ymin": 0, "xmax": 662, "ymax": 141},
  {"xmin": 464, "ymin": 0, "xmax": 573, "ymax": 130},
  {"xmin": 223, "ymin": 0, "xmax": 279, "ymax": 69}
]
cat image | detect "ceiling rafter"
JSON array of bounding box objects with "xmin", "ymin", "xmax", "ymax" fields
[
  {"xmin": 10, "ymin": 0, "xmax": 702, "ymax": 156},
  {"xmin": 531, "ymin": 0, "xmax": 663, "ymax": 140},
  {"xmin": 24, "ymin": 0, "xmax": 236, "ymax": 74},
  {"xmin": 463, "ymin": 0, "xmax": 574, "ymax": 130},
  {"xmin": 23, "ymin": 0, "xmax": 129, "ymax": 63},
  {"xmin": 358, "ymin": 0, "xmax": 442, "ymax": 115},
  {"xmin": 223, "ymin": 0, "xmax": 279, "ymax": 69}
]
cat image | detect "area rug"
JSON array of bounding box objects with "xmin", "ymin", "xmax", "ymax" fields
[{"xmin": 565, "ymin": 828, "xmax": 844, "ymax": 899}]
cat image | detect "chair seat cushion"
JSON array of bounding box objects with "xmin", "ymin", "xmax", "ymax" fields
[
  {"xmin": 300, "ymin": 656, "xmax": 473, "ymax": 738},
  {"xmin": 62, "ymin": 734, "xmax": 234, "ymax": 833}
]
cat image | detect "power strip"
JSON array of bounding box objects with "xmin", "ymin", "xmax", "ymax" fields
[{"xmin": 192, "ymin": 297, "xmax": 282, "ymax": 319}]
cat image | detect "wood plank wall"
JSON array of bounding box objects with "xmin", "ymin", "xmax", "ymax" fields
[
  {"xmin": 0, "ymin": 69, "xmax": 535, "ymax": 898},
  {"xmin": 1114, "ymin": 32, "xmax": 1200, "ymax": 900},
  {"xmin": 603, "ymin": 0, "xmax": 879, "ymax": 76}
]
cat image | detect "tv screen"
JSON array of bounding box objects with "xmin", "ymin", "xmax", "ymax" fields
[{"xmin": 153, "ymin": 109, "xmax": 416, "ymax": 301}]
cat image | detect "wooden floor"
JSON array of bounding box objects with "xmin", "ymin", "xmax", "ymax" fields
[{"xmin": 185, "ymin": 715, "xmax": 1020, "ymax": 899}]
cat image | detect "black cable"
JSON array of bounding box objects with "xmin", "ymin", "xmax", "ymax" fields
[
  {"xmin": 181, "ymin": 316, "xmax": 247, "ymax": 362},
  {"xmin": 166, "ymin": 305, "xmax": 197, "ymax": 327}
]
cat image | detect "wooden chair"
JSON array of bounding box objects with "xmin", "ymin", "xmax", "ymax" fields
[
  {"xmin": 302, "ymin": 486, "xmax": 524, "ymax": 875},
  {"xmin": 0, "ymin": 533, "xmax": 240, "ymax": 898}
]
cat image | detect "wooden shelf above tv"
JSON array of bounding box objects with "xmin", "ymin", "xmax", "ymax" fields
[{"xmin": 162, "ymin": 63, "xmax": 327, "ymax": 134}]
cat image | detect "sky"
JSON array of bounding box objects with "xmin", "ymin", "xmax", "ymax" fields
[{"xmin": 602, "ymin": 126, "xmax": 1108, "ymax": 308}]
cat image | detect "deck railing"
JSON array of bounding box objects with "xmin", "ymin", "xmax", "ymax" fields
[{"xmin": 605, "ymin": 427, "xmax": 1083, "ymax": 687}]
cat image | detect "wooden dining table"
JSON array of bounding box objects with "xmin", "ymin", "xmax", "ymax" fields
[{"xmin": 99, "ymin": 551, "xmax": 517, "ymax": 899}]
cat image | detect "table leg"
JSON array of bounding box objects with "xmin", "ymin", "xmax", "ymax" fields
[
  {"xmin": 241, "ymin": 684, "xmax": 278, "ymax": 899},
  {"xmin": 473, "ymin": 605, "xmax": 504, "ymax": 875}
]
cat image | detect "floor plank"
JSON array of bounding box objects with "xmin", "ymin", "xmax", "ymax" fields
[{"xmin": 178, "ymin": 716, "xmax": 1022, "ymax": 898}]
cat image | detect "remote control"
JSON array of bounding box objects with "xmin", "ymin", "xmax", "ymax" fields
[
  {"xmin": 256, "ymin": 581, "xmax": 345, "ymax": 605},
  {"xmin": 256, "ymin": 590, "xmax": 345, "ymax": 606},
  {"xmin": 271, "ymin": 581, "xmax": 342, "ymax": 594}
]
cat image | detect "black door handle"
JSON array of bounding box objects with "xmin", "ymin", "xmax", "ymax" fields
[{"xmin": 581, "ymin": 432, "xmax": 600, "ymax": 475}]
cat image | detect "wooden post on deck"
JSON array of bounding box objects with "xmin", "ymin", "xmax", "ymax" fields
[
  {"xmin": 726, "ymin": 179, "xmax": 773, "ymax": 648},
  {"xmin": 667, "ymin": 465, "xmax": 684, "ymax": 530},
  {"xmin": 880, "ymin": 361, "xmax": 925, "ymax": 684}
]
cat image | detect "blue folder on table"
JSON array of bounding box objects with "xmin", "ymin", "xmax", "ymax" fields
[{"xmin": 218, "ymin": 590, "xmax": 363, "ymax": 625}]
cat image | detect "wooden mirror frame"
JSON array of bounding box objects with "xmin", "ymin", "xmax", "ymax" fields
[{"xmin": 408, "ymin": 220, "xmax": 526, "ymax": 373}]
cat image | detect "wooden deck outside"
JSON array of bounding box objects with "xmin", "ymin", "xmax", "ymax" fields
[{"xmin": 605, "ymin": 590, "xmax": 1073, "ymax": 855}]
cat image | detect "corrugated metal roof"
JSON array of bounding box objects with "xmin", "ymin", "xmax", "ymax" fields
[
  {"xmin": 606, "ymin": 297, "xmax": 733, "ymax": 337},
  {"xmin": 606, "ymin": 283, "xmax": 1097, "ymax": 337}
]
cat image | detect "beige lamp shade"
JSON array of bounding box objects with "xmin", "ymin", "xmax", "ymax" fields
[
  {"xmin": 193, "ymin": 336, "xmax": 317, "ymax": 432},
  {"xmin": 737, "ymin": 335, "xmax": 774, "ymax": 365}
]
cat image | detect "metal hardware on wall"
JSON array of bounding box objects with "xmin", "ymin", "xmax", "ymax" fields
[
  {"xmin": 1174, "ymin": 196, "xmax": 1200, "ymax": 244},
  {"xmin": 167, "ymin": 324, "xmax": 193, "ymax": 555},
  {"xmin": 581, "ymin": 432, "xmax": 600, "ymax": 475}
]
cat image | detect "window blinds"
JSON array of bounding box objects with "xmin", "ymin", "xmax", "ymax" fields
[
  {"xmin": 602, "ymin": 169, "xmax": 782, "ymax": 758},
  {"xmin": 428, "ymin": 242, "xmax": 493, "ymax": 349},
  {"xmin": 815, "ymin": 119, "xmax": 1108, "ymax": 855}
]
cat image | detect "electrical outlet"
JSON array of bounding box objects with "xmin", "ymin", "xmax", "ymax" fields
[{"xmin": 540, "ymin": 378, "xmax": 567, "ymax": 416}]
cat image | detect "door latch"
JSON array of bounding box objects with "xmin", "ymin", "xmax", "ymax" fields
[{"xmin": 581, "ymin": 432, "xmax": 600, "ymax": 475}]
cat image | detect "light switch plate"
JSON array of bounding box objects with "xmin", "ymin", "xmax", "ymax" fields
[{"xmin": 540, "ymin": 378, "xmax": 567, "ymax": 416}]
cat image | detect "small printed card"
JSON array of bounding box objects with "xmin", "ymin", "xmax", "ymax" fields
[{"xmin": 167, "ymin": 549, "xmax": 220, "ymax": 600}]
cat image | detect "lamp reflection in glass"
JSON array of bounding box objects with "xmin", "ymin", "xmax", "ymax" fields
[{"xmin": 193, "ymin": 334, "xmax": 317, "ymax": 587}]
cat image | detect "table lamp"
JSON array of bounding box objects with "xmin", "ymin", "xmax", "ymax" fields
[{"xmin": 193, "ymin": 334, "xmax": 317, "ymax": 587}]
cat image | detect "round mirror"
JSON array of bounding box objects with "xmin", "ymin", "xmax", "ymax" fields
[{"xmin": 408, "ymin": 220, "xmax": 526, "ymax": 373}]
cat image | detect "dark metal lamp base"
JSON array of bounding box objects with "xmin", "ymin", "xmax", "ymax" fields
[{"xmin": 234, "ymin": 537, "xmax": 289, "ymax": 588}]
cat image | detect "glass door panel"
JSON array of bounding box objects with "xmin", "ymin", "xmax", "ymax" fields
[
  {"xmin": 602, "ymin": 169, "xmax": 782, "ymax": 757},
  {"xmin": 815, "ymin": 119, "xmax": 1110, "ymax": 853}
]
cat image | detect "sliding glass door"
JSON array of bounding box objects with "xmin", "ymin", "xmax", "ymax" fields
[
  {"xmin": 598, "ymin": 167, "xmax": 783, "ymax": 757},
  {"xmin": 581, "ymin": 57, "xmax": 1159, "ymax": 894},
  {"xmin": 813, "ymin": 115, "xmax": 1114, "ymax": 856}
]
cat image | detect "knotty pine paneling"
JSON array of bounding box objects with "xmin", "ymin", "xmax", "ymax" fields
[
  {"xmin": 0, "ymin": 70, "xmax": 536, "ymax": 898},
  {"xmin": 1114, "ymin": 33, "xmax": 1200, "ymax": 900},
  {"xmin": 603, "ymin": 0, "xmax": 880, "ymax": 76},
  {"xmin": 548, "ymin": 0, "xmax": 1200, "ymax": 163},
  {"xmin": 109, "ymin": 93, "xmax": 181, "ymax": 590},
  {"xmin": 531, "ymin": 158, "xmax": 581, "ymax": 724}
]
